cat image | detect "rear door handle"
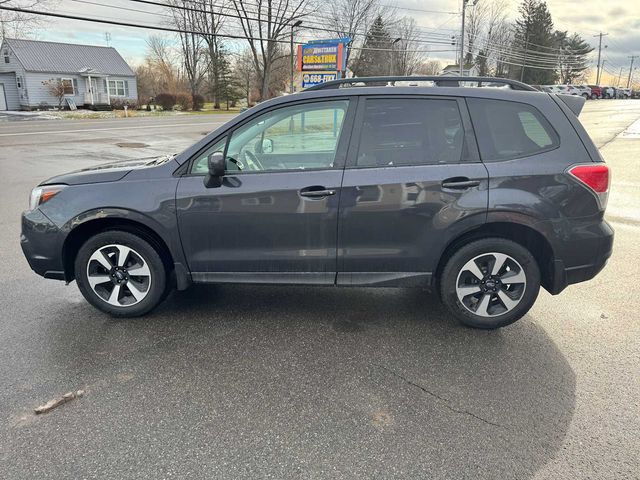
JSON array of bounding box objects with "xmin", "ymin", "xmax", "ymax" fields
[
  {"xmin": 441, "ymin": 178, "xmax": 481, "ymax": 189},
  {"xmin": 300, "ymin": 187, "xmax": 336, "ymax": 198}
]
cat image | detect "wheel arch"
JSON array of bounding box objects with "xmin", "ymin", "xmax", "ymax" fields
[
  {"xmin": 434, "ymin": 221, "xmax": 556, "ymax": 292},
  {"xmin": 62, "ymin": 216, "xmax": 175, "ymax": 285}
]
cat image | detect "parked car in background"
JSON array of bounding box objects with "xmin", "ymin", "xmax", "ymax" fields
[
  {"xmin": 587, "ymin": 85, "xmax": 602, "ymax": 99},
  {"xmin": 540, "ymin": 85, "xmax": 558, "ymax": 93},
  {"xmin": 601, "ymin": 86, "xmax": 614, "ymax": 99},
  {"xmin": 554, "ymin": 85, "xmax": 579, "ymax": 96},
  {"xmin": 619, "ymin": 87, "xmax": 631, "ymax": 98},
  {"xmin": 571, "ymin": 85, "xmax": 592, "ymax": 99}
]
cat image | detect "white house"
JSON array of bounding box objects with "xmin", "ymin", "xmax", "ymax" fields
[
  {"xmin": 440, "ymin": 64, "xmax": 480, "ymax": 77},
  {"xmin": 0, "ymin": 38, "xmax": 137, "ymax": 111}
]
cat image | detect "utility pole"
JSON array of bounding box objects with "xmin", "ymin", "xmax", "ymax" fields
[
  {"xmin": 459, "ymin": 1, "xmax": 478, "ymax": 76},
  {"xmin": 594, "ymin": 32, "xmax": 608, "ymax": 85},
  {"xmin": 617, "ymin": 67, "xmax": 623, "ymax": 86},
  {"xmin": 520, "ymin": 28, "xmax": 530, "ymax": 82},
  {"xmin": 627, "ymin": 55, "xmax": 638, "ymax": 88},
  {"xmin": 290, "ymin": 20, "xmax": 302, "ymax": 94},
  {"xmin": 390, "ymin": 37, "xmax": 402, "ymax": 76}
]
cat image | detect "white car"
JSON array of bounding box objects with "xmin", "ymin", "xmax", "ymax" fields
[
  {"xmin": 619, "ymin": 87, "xmax": 631, "ymax": 98},
  {"xmin": 571, "ymin": 85, "xmax": 592, "ymax": 99},
  {"xmin": 601, "ymin": 86, "xmax": 615, "ymax": 99},
  {"xmin": 553, "ymin": 85, "xmax": 579, "ymax": 95},
  {"xmin": 540, "ymin": 85, "xmax": 558, "ymax": 93}
]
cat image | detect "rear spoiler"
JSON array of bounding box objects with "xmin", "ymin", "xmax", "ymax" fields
[{"xmin": 556, "ymin": 94, "xmax": 585, "ymax": 116}]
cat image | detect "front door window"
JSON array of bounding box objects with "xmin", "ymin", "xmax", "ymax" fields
[{"xmin": 221, "ymin": 100, "xmax": 349, "ymax": 173}]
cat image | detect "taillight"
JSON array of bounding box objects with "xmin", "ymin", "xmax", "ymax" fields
[{"xmin": 568, "ymin": 164, "xmax": 610, "ymax": 210}]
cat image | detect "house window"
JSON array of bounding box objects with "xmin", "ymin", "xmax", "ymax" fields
[
  {"xmin": 3, "ymin": 50, "xmax": 8, "ymax": 63},
  {"xmin": 60, "ymin": 78, "xmax": 75, "ymax": 95},
  {"xmin": 108, "ymin": 80, "xmax": 129, "ymax": 97}
]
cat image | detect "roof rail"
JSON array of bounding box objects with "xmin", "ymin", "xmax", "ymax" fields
[{"xmin": 304, "ymin": 76, "xmax": 537, "ymax": 92}]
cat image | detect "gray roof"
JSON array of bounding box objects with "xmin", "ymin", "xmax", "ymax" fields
[{"xmin": 3, "ymin": 38, "xmax": 135, "ymax": 76}]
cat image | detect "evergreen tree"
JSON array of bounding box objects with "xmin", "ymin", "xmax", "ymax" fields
[
  {"xmin": 555, "ymin": 32, "xmax": 594, "ymax": 84},
  {"xmin": 351, "ymin": 16, "xmax": 392, "ymax": 77},
  {"xmin": 510, "ymin": 0, "xmax": 556, "ymax": 84}
]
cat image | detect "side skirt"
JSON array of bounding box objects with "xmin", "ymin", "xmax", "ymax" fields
[{"xmin": 191, "ymin": 272, "xmax": 432, "ymax": 288}]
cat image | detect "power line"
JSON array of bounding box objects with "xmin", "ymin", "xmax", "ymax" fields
[{"xmin": 0, "ymin": 4, "xmax": 454, "ymax": 55}]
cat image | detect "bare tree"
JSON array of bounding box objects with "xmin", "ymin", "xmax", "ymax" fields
[
  {"xmin": 0, "ymin": 0, "xmax": 56, "ymax": 41},
  {"xmin": 41, "ymin": 78, "xmax": 66, "ymax": 109},
  {"xmin": 192, "ymin": 0, "xmax": 226, "ymax": 108},
  {"xmin": 463, "ymin": 0, "xmax": 511, "ymax": 76},
  {"xmin": 416, "ymin": 59, "xmax": 442, "ymax": 75},
  {"xmin": 327, "ymin": 0, "xmax": 379, "ymax": 67},
  {"xmin": 145, "ymin": 35, "xmax": 181, "ymax": 95},
  {"xmin": 231, "ymin": 0, "xmax": 311, "ymax": 100},
  {"xmin": 232, "ymin": 49, "xmax": 256, "ymax": 106},
  {"xmin": 492, "ymin": 19, "xmax": 514, "ymax": 77},
  {"xmin": 393, "ymin": 17, "xmax": 426, "ymax": 76},
  {"xmin": 167, "ymin": 1, "xmax": 205, "ymax": 105}
]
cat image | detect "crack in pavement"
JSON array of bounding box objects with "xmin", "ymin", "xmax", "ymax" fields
[{"xmin": 373, "ymin": 364, "xmax": 503, "ymax": 428}]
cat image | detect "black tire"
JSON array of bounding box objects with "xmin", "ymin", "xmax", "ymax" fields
[
  {"xmin": 582, "ymin": 93, "xmax": 589, "ymax": 99},
  {"xmin": 591, "ymin": 93, "xmax": 597, "ymax": 100},
  {"xmin": 75, "ymin": 230, "xmax": 167, "ymax": 317},
  {"xmin": 440, "ymin": 238, "xmax": 541, "ymax": 329}
]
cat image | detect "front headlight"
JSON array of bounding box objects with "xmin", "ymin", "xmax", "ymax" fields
[{"xmin": 29, "ymin": 185, "xmax": 65, "ymax": 211}]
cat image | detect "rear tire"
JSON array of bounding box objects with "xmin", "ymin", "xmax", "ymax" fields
[
  {"xmin": 591, "ymin": 93, "xmax": 597, "ymax": 100},
  {"xmin": 440, "ymin": 238, "xmax": 541, "ymax": 329},
  {"xmin": 75, "ymin": 231, "xmax": 167, "ymax": 317}
]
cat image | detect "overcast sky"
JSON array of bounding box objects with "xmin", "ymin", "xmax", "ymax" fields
[{"xmin": 15, "ymin": 0, "xmax": 640, "ymax": 83}]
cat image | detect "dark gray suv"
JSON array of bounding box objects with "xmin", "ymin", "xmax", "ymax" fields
[{"xmin": 20, "ymin": 76, "xmax": 613, "ymax": 329}]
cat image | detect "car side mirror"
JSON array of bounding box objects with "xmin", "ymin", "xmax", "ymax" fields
[
  {"xmin": 205, "ymin": 151, "xmax": 225, "ymax": 188},
  {"xmin": 208, "ymin": 151, "xmax": 225, "ymax": 177}
]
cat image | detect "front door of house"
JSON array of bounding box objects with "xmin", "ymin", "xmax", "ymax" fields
[{"xmin": 91, "ymin": 78, "xmax": 99, "ymax": 100}]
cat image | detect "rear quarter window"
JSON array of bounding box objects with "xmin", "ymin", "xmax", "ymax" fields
[{"xmin": 467, "ymin": 98, "xmax": 559, "ymax": 161}]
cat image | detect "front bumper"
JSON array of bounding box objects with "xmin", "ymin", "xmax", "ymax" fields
[
  {"xmin": 548, "ymin": 219, "xmax": 614, "ymax": 294},
  {"xmin": 20, "ymin": 209, "xmax": 65, "ymax": 280}
]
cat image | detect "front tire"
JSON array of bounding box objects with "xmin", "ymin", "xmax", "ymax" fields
[
  {"xmin": 440, "ymin": 238, "xmax": 541, "ymax": 329},
  {"xmin": 75, "ymin": 231, "xmax": 167, "ymax": 317}
]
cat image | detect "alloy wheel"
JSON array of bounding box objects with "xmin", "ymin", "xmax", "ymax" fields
[
  {"xmin": 86, "ymin": 244, "xmax": 152, "ymax": 307},
  {"xmin": 455, "ymin": 252, "xmax": 527, "ymax": 317}
]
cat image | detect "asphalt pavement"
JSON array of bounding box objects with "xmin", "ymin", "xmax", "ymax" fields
[{"xmin": 0, "ymin": 104, "xmax": 638, "ymax": 479}]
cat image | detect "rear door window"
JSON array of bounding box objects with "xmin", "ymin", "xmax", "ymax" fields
[
  {"xmin": 355, "ymin": 98, "xmax": 467, "ymax": 167},
  {"xmin": 467, "ymin": 98, "xmax": 559, "ymax": 161}
]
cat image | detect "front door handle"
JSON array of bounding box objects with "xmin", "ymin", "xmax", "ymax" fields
[
  {"xmin": 441, "ymin": 177, "xmax": 481, "ymax": 189},
  {"xmin": 300, "ymin": 187, "xmax": 336, "ymax": 198}
]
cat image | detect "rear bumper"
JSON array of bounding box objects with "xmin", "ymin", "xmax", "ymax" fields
[
  {"xmin": 548, "ymin": 219, "xmax": 613, "ymax": 294},
  {"xmin": 20, "ymin": 209, "xmax": 65, "ymax": 280}
]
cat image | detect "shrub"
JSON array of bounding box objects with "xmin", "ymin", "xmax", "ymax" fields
[
  {"xmin": 155, "ymin": 93, "xmax": 176, "ymax": 111},
  {"xmin": 175, "ymin": 92, "xmax": 192, "ymax": 111},
  {"xmin": 110, "ymin": 98, "xmax": 138, "ymax": 110},
  {"xmin": 192, "ymin": 94, "xmax": 205, "ymax": 111}
]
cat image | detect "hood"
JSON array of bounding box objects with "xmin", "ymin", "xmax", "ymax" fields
[{"xmin": 40, "ymin": 155, "xmax": 175, "ymax": 186}]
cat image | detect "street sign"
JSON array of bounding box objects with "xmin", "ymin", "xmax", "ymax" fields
[
  {"xmin": 302, "ymin": 72, "xmax": 337, "ymax": 88},
  {"xmin": 297, "ymin": 39, "xmax": 349, "ymax": 72}
]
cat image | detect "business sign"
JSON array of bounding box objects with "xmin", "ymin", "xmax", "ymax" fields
[
  {"xmin": 298, "ymin": 38, "xmax": 349, "ymax": 72},
  {"xmin": 301, "ymin": 72, "xmax": 337, "ymax": 88}
]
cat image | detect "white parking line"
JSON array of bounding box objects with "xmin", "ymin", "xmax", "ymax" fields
[{"xmin": 0, "ymin": 122, "xmax": 225, "ymax": 137}]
